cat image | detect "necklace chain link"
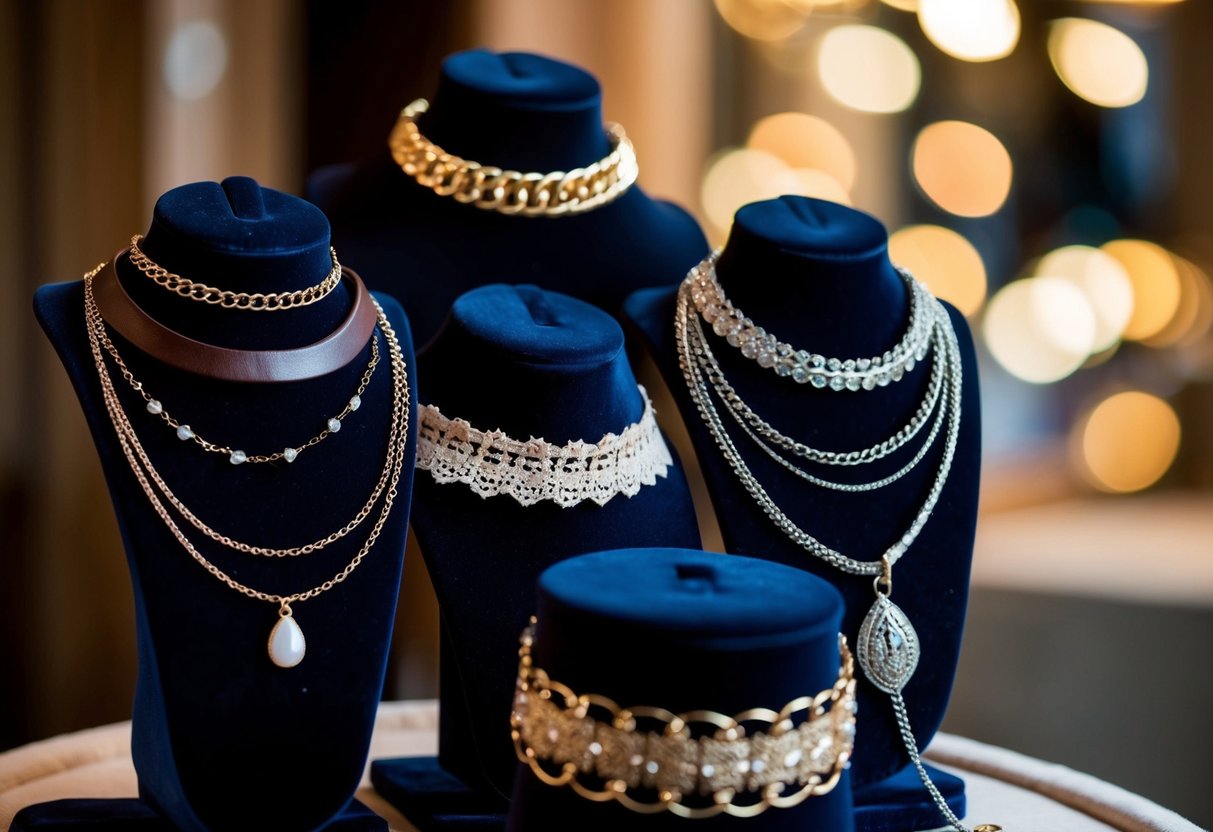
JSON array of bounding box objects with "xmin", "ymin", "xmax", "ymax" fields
[
  {"xmin": 129, "ymin": 235, "xmax": 343, "ymax": 311},
  {"xmin": 388, "ymin": 98, "xmax": 639, "ymax": 218},
  {"xmin": 83, "ymin": 262, "xmax": 411, "ymax": 605}
]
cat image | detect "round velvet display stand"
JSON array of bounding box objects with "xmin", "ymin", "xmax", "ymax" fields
[
  {"xmin": 370, "ymin": 285, "xmax": 701, "ymax": 831},
  {"xmin": 623, "ymin": 197, "xmax": 980, "ymax": 830},
  {"xmin": 507, "ymin": 548, "xmax": 854, "ymax": 831},
  {"xmin": 307, "ymin": 48, "xmax": 708, "ymax": 348},
  {"xmin": 26, "ymin": 178, "xmax": 417, "ymax": 832}
]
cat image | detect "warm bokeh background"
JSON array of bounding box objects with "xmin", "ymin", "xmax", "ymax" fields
[{"xmin": 1, "ymin": 0, "xmax": 1209, "ymax": 825}]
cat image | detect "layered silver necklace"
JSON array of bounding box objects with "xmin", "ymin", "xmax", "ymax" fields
[{"xmin": 676, "ymin": 252, "xmax": 997, "ymax": 832}]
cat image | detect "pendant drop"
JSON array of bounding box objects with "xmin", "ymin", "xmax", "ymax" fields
[
  {"xmin": 857, "ymin": 594, "xmax": 920, "ymax": 694},
  {"xmin": 268, "ymin": 604, "xmax": 306, "ymax": 668}
]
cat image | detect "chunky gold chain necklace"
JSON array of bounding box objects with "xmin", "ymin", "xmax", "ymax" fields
[
  {"xmin": 388, "ymin": 98, "xmax": 638, "ymax": 217},
  {"xmin": 82, "ymin": 262, "xmax": 411, "ymax": 668}
]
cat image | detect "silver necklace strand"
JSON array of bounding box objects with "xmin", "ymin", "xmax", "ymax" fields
[
  {"xmin": 687, "ymin": 250, "xmax": 935, "ymax": 390},
  {"xmin": 676, "ymin": 282, "xmax": 961, "ymax": 575},
  {"xmin": 688, "ymin": 313, "xmax": 948, "ymax": 492},
  {"xmin": 695, "ymin": 310, "xmax": 945, "ymax": 468},
  {"xmin": 674, "ymin": 270, "xmax": 999, "ymax": 832}
]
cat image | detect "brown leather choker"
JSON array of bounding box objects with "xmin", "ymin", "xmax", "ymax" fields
[{"xmin": 92, "ymin": 248, "xmax": 379, "ymax": 383}]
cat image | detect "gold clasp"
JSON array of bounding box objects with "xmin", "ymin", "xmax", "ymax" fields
[{"xmin": 873, "ymin": 555, "xmax": 893, "ymax": 598}]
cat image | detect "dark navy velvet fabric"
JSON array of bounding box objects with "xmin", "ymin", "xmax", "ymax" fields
[
  {"xmin": 9, "ymin": 798, "xmax": 387, "ymax": 831},
  {"xmin": 28, "ymin": 179, "xmax": 415, "ymax": 832},
  {"xmin": 306, "ymin": 48, "xmax": 708, "ymax": 349},
  {"xmin": 372, "ymin": 285, "xmax": 701, "ymax": 819},
  {"xmin": 507, "ymin": 548, "xmax": 854, "ymax": 831},
  {"xmin": 624, "ymin": 197, "xmax": 981, "ymax": 799}
]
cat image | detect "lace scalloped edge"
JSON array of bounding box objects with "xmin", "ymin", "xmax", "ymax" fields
[{"xmin": 416, "ymin": 385, "xmax": 673, "ymax": 508}]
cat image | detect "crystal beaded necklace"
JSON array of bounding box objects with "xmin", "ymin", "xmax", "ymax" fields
[{"xmin": 674, "ymin": 254, "xmax": 999, "ymax": 832}]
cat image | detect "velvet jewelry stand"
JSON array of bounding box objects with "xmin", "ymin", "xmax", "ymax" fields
[
  {"xmin": 507, "ymin": 548, "xmax": 854, "ymax": 831},
  {"xmin": 18, "ymin": 178, "xmax": 417, "ymax": 832},
  {"xmin": 624, "ymin": 197, "xmax": 981, "ymax": 832},
  {"xmin": 307, "ymin": 48, "xmax": 708, "ymax": 349},
  {"xmin": 370, "ymin": 285, "xmax": 701, "ymax": 830}
]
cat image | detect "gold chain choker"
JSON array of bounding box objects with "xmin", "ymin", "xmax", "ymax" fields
[
  {"xmin": 388, "ymin": 98, "xmax": 638, "ymax": 217},
  {"xmin": 129, "ymin": 235, "xmax": 341, "ymax": 310},
  {"xmin": 511, "ymin": 621, "xmax": 857, "ymax": 818}
]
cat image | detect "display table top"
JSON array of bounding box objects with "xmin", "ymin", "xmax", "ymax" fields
[{"xmin": 0, "ymin": 700, "xmax": 1200, "ymax": 832}]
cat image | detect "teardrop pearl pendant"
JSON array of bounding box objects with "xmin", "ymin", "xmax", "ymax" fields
[{"xmin": 268, "ymin": 603, "xmax": 306, "ymax": 668}]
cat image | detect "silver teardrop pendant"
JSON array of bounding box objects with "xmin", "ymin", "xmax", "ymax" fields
[{"xmin": 857, "ymin": 595, "xmax": 920, "ymax": 694}]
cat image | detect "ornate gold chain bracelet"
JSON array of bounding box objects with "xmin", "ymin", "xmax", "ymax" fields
[
  {"xmin": 388, "ymin": 99, "xmax": 638, "ymax": 217},
  {"xmin": 129, "ymin": 235, "xmax": 342, "ymax": 310},
  {"xmin": 511, "ymin": 621, "xmax": 857, "ymax": 818}
]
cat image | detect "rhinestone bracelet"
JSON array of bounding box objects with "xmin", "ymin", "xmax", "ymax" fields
[{"xmin": 511, "ymin": 621, "xmax": 857, "ymax": 818}]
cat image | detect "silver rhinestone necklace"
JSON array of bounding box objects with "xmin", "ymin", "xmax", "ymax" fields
[{"xmin": 674, "ymin": 257, "xmax": 996, "ymax": 832}]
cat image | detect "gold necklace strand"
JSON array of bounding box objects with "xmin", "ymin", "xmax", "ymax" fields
[
  {"xmin": 83, "ymin": 262, "xmax": 410, "ymax": 667},
  {"xmin": 388, "ymin": 98, "xmax": 639, "ymax": 218},
  {"xmin": 129, "ymin": 235, "xmax": 343, "ymax": 310},
  {"xmin": 84, "ymin": 264, "xmax": 412, "ymax": 562},
  {"xmin": 85, "ymin": 277, "xmax": 403, "ymax": 558},
  {"xmin": 98, "ymin": 313, "xmax": 379, "ymax": 465},
  {"xmin": 512, "ymin": 621, "xmax": 856, "ymax": 818}
]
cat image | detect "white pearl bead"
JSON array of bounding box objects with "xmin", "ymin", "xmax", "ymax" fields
[
  {"xmin": 349, "ymin": 395, "xmax": 361, "ymax": 411},
  {"xmin": 146, "ymin": 400, "xmax": 163, "ymax": 415},
  {"xmin": 268, "ymin": 613, "xmax": 306, "ymax": 668},
  {"xmin": 327, "ymin": 418, "xmax": 341, "ymax": 433},
  {"xmin": 283, "ymin": 447, "xmax": 298, "ymax": 463},
  {"xmin": 176, "ymin": 425, "xmax": 193, "ymax": 441},
  {"xmin": 229, "ymin": 450, "xmax": 247, "ymax": 465}
]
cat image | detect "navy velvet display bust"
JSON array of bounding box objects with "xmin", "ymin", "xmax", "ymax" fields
[
  {"xmin": 307, "ymin": 48, "xmax": 708, "ymax": 349},
  {"xmin": 624, "ymin": 197, "xmax": 980, "ymax": 828},
  {"xmin": 370, "ymin": 285, "xmax": 701, "ymax": 829},
  {"xmin": 26, "ymin": 177, "xmax": 416, "ymax": 832},
  {"xmin": 507, "ymin": 548, "xmax": 854, "ymax": 831}
]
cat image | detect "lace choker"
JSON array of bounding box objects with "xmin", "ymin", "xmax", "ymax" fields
[{"xmin": 416, "ymin": 386, "xmax": 672, "ymax": 508}]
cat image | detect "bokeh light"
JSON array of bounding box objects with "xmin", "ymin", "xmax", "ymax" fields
[
  {"xmin": 912, "ymin": 120, "xmax": 1013, "ymax": 217},
  {"xmin": 1101, "ymin": 239, "xmax": 1181, "ymax": 342},
  {"xmin": 701, "ymin": 148, "xmax": 789, "ymax": 233},
  {"xmin": 748, "ymin": 113, "xmax": 857, "ymax": 191},
  {"xmin": 1174, "ymin": 257, "xmax": 1213, "ymax": 348},
  {"xmin": 1047, "ymin": 18, "xmax": 1148, "ymax": 108},
  {"xmin": 984, "ymin": 277, "xmax": 1097, "ymax": 383},
  {"xmin": 163, "ymin": 21, "xmax": 228, "ymax": 101},
  {"xmin": 818, "ymin": 25, "xmax": 921, "ymax": 114},
  {"xmin": 918, "ymin": 0, "xmax": 1021, "ymax": 63},
  {"xmin": 1077, "ymin": 391, "xmax": 1181, "ymax": 493},
  {"xmin": 714, "ymin": 0, "xmax": 810, "ymax": 42},
  {"xmin": 1036, "ymin": 245, "xmax": 1134, "ymax": 351},
  {"xmin": 889, "ymin": 225, "xmax": 987, "ymax": 316},
  {"xmin": 1143, "ymin": 256, "xmax": 1213, "ymax": 348}
]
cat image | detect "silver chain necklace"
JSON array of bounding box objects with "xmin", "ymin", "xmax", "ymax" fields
[
  {"xmin": 689, "ymin": 312, "xmax": 948, "ymax": 492},
  {"xmin": 674, "ymin": 258, "xmax": 999, "ymax": 832}
]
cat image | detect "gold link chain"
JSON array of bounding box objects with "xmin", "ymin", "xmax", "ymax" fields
[
  {"xmin": 388, "ymin": 99, "xmax": 639, "ymax": 218},
  {"xmin": 129, "ymin": 235, "xmax": 343, "ymax": 310}
]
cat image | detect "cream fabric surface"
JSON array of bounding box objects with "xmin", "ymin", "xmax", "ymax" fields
[{"xmin": 0, "ymin": 701, "xmax": 1201, "ymax": 831}]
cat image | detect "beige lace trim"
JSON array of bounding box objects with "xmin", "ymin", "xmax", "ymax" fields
[{"xmin": 416, "ymin": 386, "xmax": 672, "ymax": 508}]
